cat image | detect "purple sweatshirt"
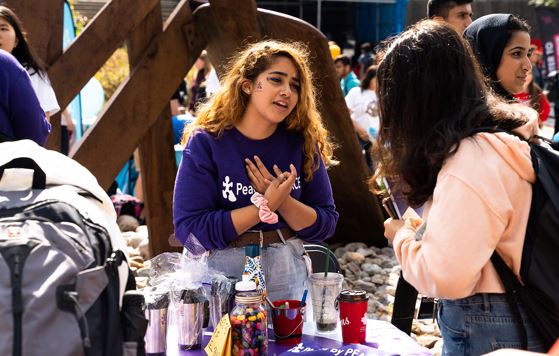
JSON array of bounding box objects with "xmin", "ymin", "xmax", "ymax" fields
[
  {"xmin": 173, "ymin": 123, "xmax": 339, "ymax": 250},
  {"xmin": 0, "ymin": 50, "xmax": 50, "ymax": 145}
]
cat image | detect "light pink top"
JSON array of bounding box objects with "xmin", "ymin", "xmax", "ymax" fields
[{"xmin": 393, "ymin": 130, "xmax": 536, "ymax": 299}]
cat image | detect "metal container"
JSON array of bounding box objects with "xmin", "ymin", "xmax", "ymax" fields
[
  {"xmin": 177, "ymin": 288, "xmax": 206, "ymax": 350},
  {"xmin": 209, "ymin": 276, "xmax": 237, "ymax": 328},
  {"xmin": 144, "ymin": 292, "xmax": 169, "ymax": 356}
]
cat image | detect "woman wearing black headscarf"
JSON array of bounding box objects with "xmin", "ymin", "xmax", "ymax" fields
[{"xmin": 464, "ymin": 14, "xmax": 533, "ymax": 101}]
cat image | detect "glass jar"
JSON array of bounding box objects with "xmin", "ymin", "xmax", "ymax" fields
[{"xmin": 230, "ymin": 292, "xmax": 268, "ymax": 356}]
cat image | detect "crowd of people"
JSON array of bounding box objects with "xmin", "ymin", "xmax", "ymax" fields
[
  {"xmin": 1, "ymin": 1, "xmax": 558, "ymax": 354},
  {"xmin": 329, "ymin": 0, "xmax": 554, "ymax": 178}
]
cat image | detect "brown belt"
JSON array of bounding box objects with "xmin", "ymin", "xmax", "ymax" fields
[{"xmin": 229, "ymin": 227, "xmax": 296, "ymax": 248}]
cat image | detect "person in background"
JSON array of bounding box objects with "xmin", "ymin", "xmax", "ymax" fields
[
  {"xmin": 173, "ymin": 40, "xmax": 338, "ymax": 301},
  {"xmin": 357, "ymin": 42, "xmax": 375, "ymax": 80},
  {"xmin": 380, "ymin": 20, "xmax": 544, "ymax": 354},
  {"xmin": 529, "ymin": 41, "xmax": 545, "ymax": 89},
  {"xmin": 170, "ymin": 79, "xmax": 187, "ymax": 116},
  {"xmin": 514, "ymin": 70, "xmax": 551, "ymax": 128},
  {"xmin": 465, "ymin": 14, "xmax": 534, "ymax": 102},
  {"xmin": 0, "ymin": 50, "xmax": 50, "ymax": 145},
  {"xmin": 205, "ymin": 66, "xmax": 221, "ymax": 97},
  {"xmin": 0, "ymin": 6, "xmax": 60, "ymax": 122},
  {"xmin": 60, "ymin": 107, "xmax": 75, "ymax": 154},
  {"xmin": 334, "ymin": 55, "xmax": 360, "ymax": 96},
  {"xmin": 187, "ymin": 50, "xmax": 213, "ymax": 114},
  {"xmin": 427, "ymin": 0, "xmax": 473, "ymax": 34},
  {"xmin": 345, "ymin": 65, "xmax": 379, "ymax": 172},
  {"xmin": 328, "ymin": 40, "xmax": 341, "ymax": 60}
]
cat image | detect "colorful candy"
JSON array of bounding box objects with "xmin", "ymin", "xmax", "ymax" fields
[{"xmin": 230, "ymin": 297, "xmax": 268, "ymax": 355}]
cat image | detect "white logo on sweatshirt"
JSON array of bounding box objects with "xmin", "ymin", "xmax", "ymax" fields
[
  {"xmin": 221, "ymin": 175, "xmax": 301, "ymax": 202},
  {"xmin": 222, "ymin": 176, "xmax": 237, "ymax": 202}
]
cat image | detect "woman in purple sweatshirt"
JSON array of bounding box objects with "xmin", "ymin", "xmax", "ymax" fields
[
  {"xmin": 0, "ymin": 50, "xmax": 50, "ymax": 145},
  {"xmin": 173, "ymin": 40, "xmax": 338, "ymax": 301}
]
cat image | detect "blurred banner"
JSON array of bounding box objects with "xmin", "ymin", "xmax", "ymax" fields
[{"xmin": 535, "ymin": 8, "xmax": 559, "ymax": 78}]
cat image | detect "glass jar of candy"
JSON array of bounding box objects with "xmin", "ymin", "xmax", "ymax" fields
[{"xmin": 230, "ymin": 292, "xmax": 268, "ymax": 356}]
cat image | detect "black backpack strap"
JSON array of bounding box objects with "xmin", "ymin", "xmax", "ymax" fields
[
  {"xmin": 490, "ymin": 251, "xmax": 528, "ymax": 349},
  {"xmin": 0, "ymin": 157, "xmax": 47, "ymax": 190},
  {"xmin": 391, "ymin": 272, "xmax": 418, "ymax": 335}
]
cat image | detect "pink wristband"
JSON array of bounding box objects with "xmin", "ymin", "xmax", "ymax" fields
[{"xmin": 250, "ymin": 192, "xmax": 278, "ymax": 224}]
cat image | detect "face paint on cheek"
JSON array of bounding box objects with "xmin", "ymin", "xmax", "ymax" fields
[{"xmin": 255, "ymin": 81, "xmax": 263, "ymax": 92}]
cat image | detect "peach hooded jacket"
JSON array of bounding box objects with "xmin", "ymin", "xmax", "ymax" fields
[{"xmin": 393, "ymin": 131, "xmax": 536, "ymax": 299}]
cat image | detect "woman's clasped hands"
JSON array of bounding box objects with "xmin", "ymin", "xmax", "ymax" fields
[{"xmin": 245, "ymin": 155, "xmax": 296, "ymax": 212}]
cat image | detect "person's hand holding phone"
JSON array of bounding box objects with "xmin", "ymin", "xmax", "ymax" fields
[
  {"xmin": 383, "ymin": 194, "xmax": 423, "ymax": 244},
  {"xmin": 384, "ymin": 218, "xmax": 405, "ymax": 244},
  {"xmin": 382, "ymin": 196, "xmax": 398, "ymax": 219}
]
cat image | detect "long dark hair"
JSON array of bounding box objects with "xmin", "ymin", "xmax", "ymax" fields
[
  {"xmin": 0, "ymin": 6, "xmax": 46, "ymax": 77},
  {"xmin": 373, "ymin": 20, "xmax": 528, "ymax": 206},
  {"xmin": 360, "ymin": 65, "xmax": 378, "ymax": 91}
]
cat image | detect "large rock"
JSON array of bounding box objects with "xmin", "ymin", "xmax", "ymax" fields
[
  {"xmin": 344, "ymin": 242, "xmax": 368, "ymax": 252},
  {"xmin": 362, "ymin": 263, "xmax": 382, "ymax": 275},
  {"xmin": 354, "ymin": 280, "xmax": 376, "ymax": 293},
  {"xmin": 345, "ymin": 251, "xmax": 365, "ymax": 264},
  {"xmin": 117, "ymin": 215, "xmax": 139, "ymax": 232},
  {"xmin": 416, "ymin": 335, "xmax": 441, "ymax": 349}
]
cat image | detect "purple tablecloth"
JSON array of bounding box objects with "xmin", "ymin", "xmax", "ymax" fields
[{"xmin": 164, "ymin": 319, "xmax": 433, "ymax": 356}]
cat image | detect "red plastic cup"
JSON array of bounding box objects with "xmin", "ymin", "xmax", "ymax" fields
[
  {"xmin": 338, "ymin": 290, "xmax": 369, "ymax": 344},
  {"xmin": 271, "ymin": 300, "xmax": 305, "ymax": 345}
]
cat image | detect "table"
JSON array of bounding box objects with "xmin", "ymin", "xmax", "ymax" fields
[{"xmin": 164, "ymin": 319, "xmax": 433, "ymax": 356}]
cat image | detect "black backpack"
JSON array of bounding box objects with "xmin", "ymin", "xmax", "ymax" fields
[{"xmin": 482, "ymin": 131, "xmax": 559, "ymax": 349}]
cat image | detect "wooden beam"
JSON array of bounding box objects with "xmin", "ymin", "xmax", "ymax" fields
[
  {"xmin": 44, "ymin": 0, "xmax": 158, "ymax": 151},
  {"xmin": 70, "ymin": 0, "xmax": 206, "ymax": 191},
  {"xmin": 202, "ymin": 0, "xmax": 261, "ymax": 74},
  {"xmin": 127, "ymin": 3, "xmax": 182, "ymax": 256},
  {"xmin": 47, "ymin": 0, "xmax": 160, "ymax": 111}
]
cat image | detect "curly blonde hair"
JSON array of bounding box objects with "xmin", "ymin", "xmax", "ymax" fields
[{"xmin": 182, "ymin": 40, "xmax": 334, "ymax": 181}]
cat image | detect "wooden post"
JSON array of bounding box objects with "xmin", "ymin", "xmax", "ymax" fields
[
  {"xmin": 203, "ymin": 0, "xmax": 261, "ymax": 75},
  {"xmin": 127, "ymin": 3, "xmax": 182, "ymax": 256}
]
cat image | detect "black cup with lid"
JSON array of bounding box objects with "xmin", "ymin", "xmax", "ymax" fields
[{"xmin": 338, "ymin": 289, "xmax": 369, "ymax": 302}]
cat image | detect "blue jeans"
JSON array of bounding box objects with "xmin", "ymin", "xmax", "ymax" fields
[
  {"xmin": 207, "ymin": 238, "xmax": 308, "ymax": 302},
  {"xmin": 438, "ymin": 293, "xmax": 546, "ymax": 355}
]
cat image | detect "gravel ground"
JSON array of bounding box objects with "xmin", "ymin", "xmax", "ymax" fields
[{"xmin": 334, "ymin": 242, "xmax": 442, "ymax": 355}]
